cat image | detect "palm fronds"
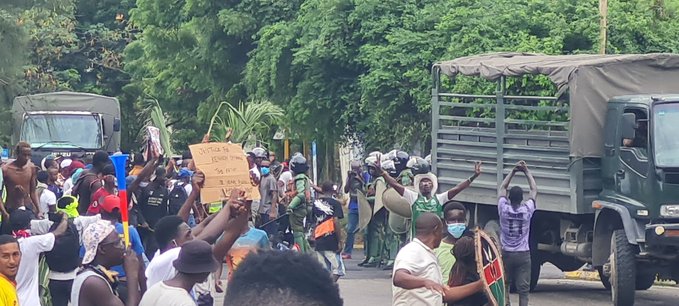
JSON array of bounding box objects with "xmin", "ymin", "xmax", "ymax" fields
[{"xmin": 210, "ymin": 100, "xmax": 285, "ymax": 146}]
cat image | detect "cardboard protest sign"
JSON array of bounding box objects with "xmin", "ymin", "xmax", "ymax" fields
[
  {"xmin": 475, "ymin": 229, "xmax": 506, "ymax": 306},
  {"xmin": 189, "ymin": 142, "xmax": 260, "ymax": 203}
]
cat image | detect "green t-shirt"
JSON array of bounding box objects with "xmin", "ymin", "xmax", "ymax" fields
[{"xmin": 434, "ymin": 241, "xmax": 456, "ymax": 285}]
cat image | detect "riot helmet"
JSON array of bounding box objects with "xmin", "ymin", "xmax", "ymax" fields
[
  {"xmin": 393, "ymin": 150, "xmax": 410, "ymax": 173},
  {"xmin": 290, "ymin": 153, "xmax": 309, "ymax": 174},
  {"xmin": 409, "ymin": 157, "xmax": 431, "ymax": 175},
  {"xmin": 382, "ymin": 160, "xmax": 398, "ymax": 177}
]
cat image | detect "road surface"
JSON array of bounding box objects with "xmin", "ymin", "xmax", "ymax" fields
[{"xmin": 213, "ymin": 254, "xmax": 679, "ymax": 305}]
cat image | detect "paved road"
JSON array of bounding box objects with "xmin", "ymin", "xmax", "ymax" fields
[
  {"xmin": 337, "ymin": 257, "xmax": 679, "ymax": 306},
  {"xmin": 214, "ymin": 255, "xmax": 679, "ymax": 306}
]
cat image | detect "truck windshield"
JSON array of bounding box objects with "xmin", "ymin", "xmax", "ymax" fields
[
  {"xmin": 654, "ymin": 103, "xmax": 679, "ymax": 167},
  {"xmin": 21, "ymin": 114, "xmax": 102, "ymax": 150}
]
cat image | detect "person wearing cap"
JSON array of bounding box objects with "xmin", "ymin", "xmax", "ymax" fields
[
  {"xmin": 140, "ymin": 240, "xmax": 219, "ymax": 306},
  {"xmin": 145, "ymin": 172, "xmax": 250, "ymax": 303},
  {"xmin": 88, "ymin": 163, "xmax": 118, "ymax": 215},
  {"xmin": 92, "ymin": 195, "xmax": 148, "ymax": 298},
  {"xmin": 72, "ymin": 220, "xmax": 141, "ymax": 306},
  {"xmin": 62, "ymin": 160, "xmax": 85, "ymax": 196},
  {"xmin": 377, "ymin": 157, "xmax": 482, "ymax": 239},
  {"xmin": 12, "ymin": 209, "xmax": 68, "ymax": 306}
]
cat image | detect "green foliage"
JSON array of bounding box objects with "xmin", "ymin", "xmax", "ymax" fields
[{"xmin": 210, "ymin": 100, "xmax": 285, "ymax": 147}]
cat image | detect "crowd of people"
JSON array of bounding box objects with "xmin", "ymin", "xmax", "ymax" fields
[
  {"xmin": 0, "ymin": 141, "xmax": 345, "ymax": 306},
  {"xmin": 0, "ymin": 138, "xmax": 539, "ymax": 306}
]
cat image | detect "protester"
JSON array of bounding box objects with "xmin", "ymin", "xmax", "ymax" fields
[
  {"xmin": 258, "ymin": 160, "xmax": 279, "ymax": 237},
  {"xmin": 129, "ymin": 154, "xmax": 145, "ymax": 176},
  {"xmin": 140, "ymin": 240, "xmax": 220, "ymax": 306},
  {"xmin": 224, "ymin": 216, "xmax": 270, "ymax": 282},
  {"xmin": 498, "ymin": 161, "xmax": 538, "ymax": 306},
  {"xmin": 13, "ymin": 209, "xmax": 68, "ymax": 306},
  {"xmin": 62, "ymin": 160, "xmax": 85, "ymax": 196},
  {"xmin": 97, "ymin": 195, "xmax": 148, "ymax": 298},
  {"xmin": 379, "ymin": 157, "xmax": 481, "ymax": 238},
  {"xmin": 392, "ymin": 213, "xmax": 483, "ymax": 306},
  {"xmin": 48, "ymin": 166, "xmax": 63, "ymax": 198},
  {"xmin": 0, "ymin": 235, "xmax": 20, "ymax": 306},
  {"xmin": 138, "ymin": 167, "xmax": 170, "ymax": 258},
  {"xmin": 447, "ymin": 236, "xmax": 488, "ymax": 306},
  {"xmin": 145, "ymin": 172, "xmax": 249, "ymax": 305},
  {"xmin": 224, "ymin": 251, "xmax": 343, "ymax": 306},
  {"xmin": 1, "ymin": 142, "xmax": 41, "ymax": 223},
  {"xmin": 312, "ymin": 181, "xmax": 345, "ymax": 281},
  {"xmin": 342, "ymin": 160, "xmax": 365, "ymax": 259},
  {"xmin": 435, "ymin": 202, "xmax": 473, "ymax": 284},
  {"xmin": 71, "ymin": 220, "xmax": 141, "ymax": 306},
  {"xmin": 73, "ymin": 150, "xmax": 112, "ymax": 214},
  {"xmin": 38, "ymin": 170, "xmax": 58, "ymax": 214},
  {"xmin": 88, "ymin": 163, "xmax": 117, "ymax": 215}
]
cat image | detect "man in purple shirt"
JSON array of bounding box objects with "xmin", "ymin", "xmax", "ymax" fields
[{"xmin": 498, "ymin": 161, "xmax": 537, "ymax": 306}]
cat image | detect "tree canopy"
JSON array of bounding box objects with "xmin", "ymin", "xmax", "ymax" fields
[{"xmin": 2, "ymin": 0, "xmax": 679, "ymax": 153}]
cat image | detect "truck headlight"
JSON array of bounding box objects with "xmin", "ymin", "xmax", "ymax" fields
[{"xmin": 660, "ymin": 205, "xmax": 679, "ymax": 217}]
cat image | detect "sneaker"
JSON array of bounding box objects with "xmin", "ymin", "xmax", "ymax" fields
[{"xmin": 341, "ymin": 253, "xmax": 352, "ymax": 260}]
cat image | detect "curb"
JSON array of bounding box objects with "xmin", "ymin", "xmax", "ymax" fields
[
  {"xmin": 564, "ymin": 270, "xmax": 600, "ymax": 281},
  {"xmin": 563, "ymin": 271, "xmax": 677, "ymax": 287}
]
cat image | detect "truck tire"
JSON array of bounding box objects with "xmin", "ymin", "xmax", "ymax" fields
[
  {"xmin": 635, "ymin": 272, "xmax": 655, "ymax": 290},
  {"xmin": 610, "ymin": 229, "xmax": 636, "ymax": 306}
]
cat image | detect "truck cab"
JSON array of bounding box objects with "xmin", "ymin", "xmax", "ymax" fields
[
  {"xmin": 11, "ymin": 92, "xmax": 121, "ymax": 164},
  {"xmin": 594, "ymin": 96, "xmax": 679, "ymax": 302}
]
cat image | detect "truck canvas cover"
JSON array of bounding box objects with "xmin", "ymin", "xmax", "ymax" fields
[{"xmin": 436, "ymin": 52, "xmax": 679, "ymax": 157}]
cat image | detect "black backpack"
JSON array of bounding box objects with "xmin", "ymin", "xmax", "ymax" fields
[
  {"xmin": 168, "ymin": 182, "xmax": 188, "ymax": 215},
  {"xmin": 45, "ymin": 220, "xmax": 80, "ymax": 273}
]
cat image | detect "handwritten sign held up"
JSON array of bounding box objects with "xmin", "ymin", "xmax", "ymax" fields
[{"xmin": 189, "ymin": 142, "xmax": 260, "ymax": 203}]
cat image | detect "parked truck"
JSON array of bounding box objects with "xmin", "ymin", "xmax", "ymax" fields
[
  {"xmin": 12, "ymin": 91, "xmax": 121, "ymax": 164},
  {"xmin": 430, "ymin": 53, "xmax": 679, "ymax": 306}
]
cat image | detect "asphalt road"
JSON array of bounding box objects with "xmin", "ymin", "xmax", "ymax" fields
[{"xmin": 214, "ymin": 255, "xmax": 679, "ymax": 306}]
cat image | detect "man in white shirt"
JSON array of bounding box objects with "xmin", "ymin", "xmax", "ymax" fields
[
  {"xmin": 38, "ymin": 171, "xmax": 58, "ymax": 214},
  {"xmin": 12, "ymin": 209, "xmax": 68, "ymax": 306},
  {"xmin": 392, "ymin": 213, "xmax": 483, "ymax": 306}
]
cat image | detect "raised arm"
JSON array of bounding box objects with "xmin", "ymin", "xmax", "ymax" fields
[
  {"xmin": 128, "ymin": 156, "xmax": 160, "ymax": 195},
  {"xmin": 523, "ymin": 162, "xmax": 538, "ymax": 201},
  {"xmin": 178, "ymin": 171, "xmax": 203, "ymax": 222},
  {"xmin": 498, "ymin": 164, "xmax": 519, "ymax": 198},
  {"xmin": 50, "ymin": 212, "xmax": 69, "ymax": 237},
  {"xmin": 442, "ymin": 280, "xmax": 484, "ymax": 303},
  {"xmin": 446, "ymin": 161, "xmax": 481, "ymax": 200},
  {"xmin": 212, "ymin": 198, "xmax": 251, "ymax": 261},
  {"xmin": 375, "ymin": 156, "xmax": 406, "ymax": 196}
]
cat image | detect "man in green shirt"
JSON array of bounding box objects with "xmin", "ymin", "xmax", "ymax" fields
[{"xmin": 435, "ymin": 201, "xmax": 472, "ymax": 284}]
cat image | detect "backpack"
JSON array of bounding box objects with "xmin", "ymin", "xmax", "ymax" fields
[
  {"xmin": 45, "ymin": 220, "xmax": 80, "ymax": 272},
  {"xmin": 168, "ymin": 182, "xmax": 188, "ymax": 215}
]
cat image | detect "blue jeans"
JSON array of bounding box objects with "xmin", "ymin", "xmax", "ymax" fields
[{"xmin": 343, "ymin": 211, "xmax": 359, "ymax": 254}]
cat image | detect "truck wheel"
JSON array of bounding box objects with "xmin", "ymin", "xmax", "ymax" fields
[
  {"xmin": 597, "ymin": 266, "xmax": 611, "ymax": 290},
  {"xmin": 610, "ymin": 229, "xmax": 636, "ymax": 306},
  {"xmin": 635, "ymin": 271, "xmax": 656, "ymax": 290}
]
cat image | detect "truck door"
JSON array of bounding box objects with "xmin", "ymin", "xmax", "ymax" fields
[{"xmin": 616, "ymin": 108, "xmax": 649, "ymax": 201}]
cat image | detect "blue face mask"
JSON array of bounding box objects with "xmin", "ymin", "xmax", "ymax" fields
[
  {"xmin": 261, "ymin": 167, "xmax": 270, "ymax": 175},
  {"xmin": 447, "ymin": 223, "xmax": 466, "ymax": 238}
]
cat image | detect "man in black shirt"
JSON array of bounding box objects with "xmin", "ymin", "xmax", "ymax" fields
[
  {"xmin": 138, "ymin": 167, "xmax": 170, "ymax": 259},
  {"xmin": 312, "ymin": 181, "xmax": 344, "ymax": 282}
]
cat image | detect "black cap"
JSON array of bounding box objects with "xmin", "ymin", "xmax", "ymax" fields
[{"xmin": 172, "ymin": 240, "xmax": 220, "ymax": 274}]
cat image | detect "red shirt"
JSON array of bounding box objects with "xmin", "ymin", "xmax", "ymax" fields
[{"xmin": 89, "ymin": 187, "xmax": 113, "ymax": 215}]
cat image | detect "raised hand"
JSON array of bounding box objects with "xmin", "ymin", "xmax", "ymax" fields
[{"xmin": 474, "ymin": 161, "xmax": 482, "ymax": 176}]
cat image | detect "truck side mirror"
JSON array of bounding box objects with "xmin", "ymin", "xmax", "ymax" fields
[
  {"xmin": 113, "ymin": 118, "xmax": 121, "ymax": 132},
  {"xmin": 621, "ymin": 113, "xmax": 636, "ymax": 140}
]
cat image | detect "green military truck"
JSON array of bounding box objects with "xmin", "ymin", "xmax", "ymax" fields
[
  {"xmin": 430, "ymin": 53, "xmax": 679, "ymax": 306},
  {"xmin": 12, "ymin": 91, "xmax": 121, "ymax": 164}
]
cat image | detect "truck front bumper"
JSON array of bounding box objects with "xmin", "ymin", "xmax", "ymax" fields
[{"xmin": 645, "ymin": 223, "xmax": 679, "ymax": 248}]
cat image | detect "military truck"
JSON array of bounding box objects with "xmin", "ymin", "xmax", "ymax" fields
[
  {"xmin": 430, "ymin": 53, "xmax": 679, "ymax": 306},
  {"xmin": 12, "ymin": 91, "xmax": 121, "ymax": 164}
]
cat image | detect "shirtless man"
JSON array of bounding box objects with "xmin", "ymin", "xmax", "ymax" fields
[{"xmin": 1, "ymin": 142, "xmax": 41, "ymax": 221}]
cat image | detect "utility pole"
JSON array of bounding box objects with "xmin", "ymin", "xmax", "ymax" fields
[{"xmin": 600, "ymin": 0, "xmax": 608, "ymax": 54}]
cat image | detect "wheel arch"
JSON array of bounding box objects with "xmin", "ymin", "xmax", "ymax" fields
[{"xmin": 592, "ymin": 202, "xmax": 639, "ymax": 266}]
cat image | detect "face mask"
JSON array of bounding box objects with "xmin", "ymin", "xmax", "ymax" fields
[
  {"xmin": 261, "ymin": 167, "xmax": 270, "ymax": 175},
  {"xmin": 447, "ymin": 223, "xmax": 466, "ymax": 238}
]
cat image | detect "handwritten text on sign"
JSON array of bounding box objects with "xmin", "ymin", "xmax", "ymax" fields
[{"xmin": 189, "ymin": 142, "xmax": 260, "ymax": 203}]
